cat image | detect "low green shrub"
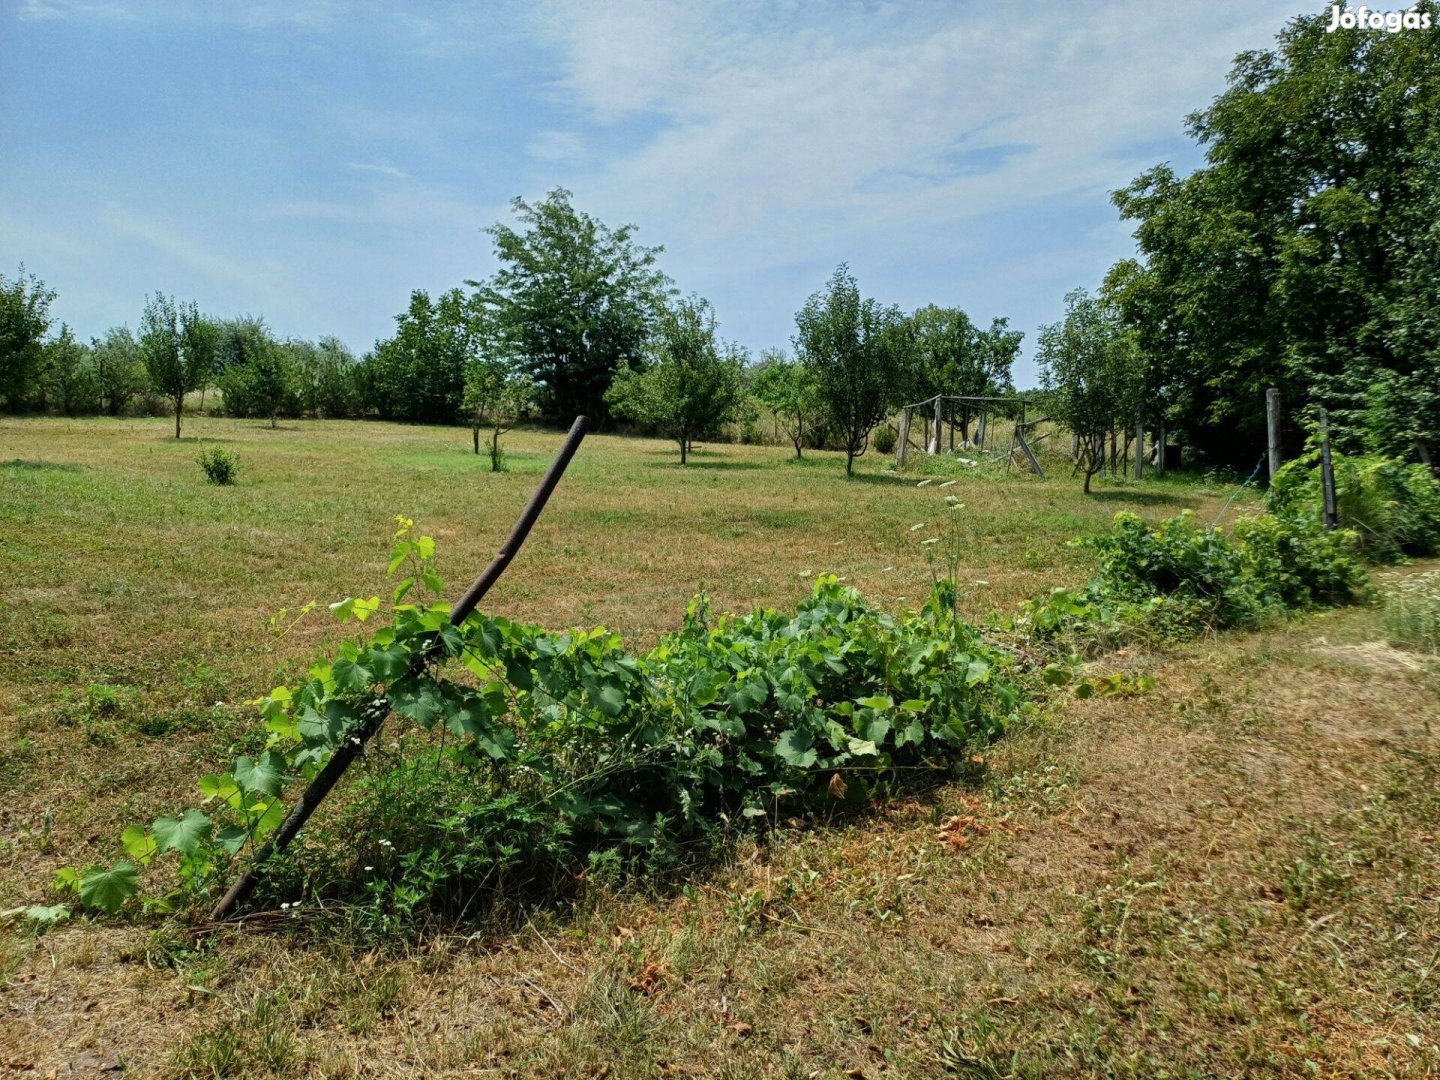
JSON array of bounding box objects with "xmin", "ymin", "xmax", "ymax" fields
[
  {"xmin": 197, "ymin": 446, "xmax": 239, "ymax": 486},
  {"xmin": 1232, "ymin": 513, "xmax": 1371, "ymax": 610},
  {"xmin": 1383, "ymin": 570, "xmax": 1440, "ymax": 654},
  {"xmin": 1013, "ymin": 510, "xmax": 1368, "ymax": 646},
  {"xmin": 873, "ymin": 424, "xmax": 897, "ymax": 456},
  {"xmin": 1270, "ymin": 451, "xmax": 1440, "ymax": 562},
  {"xmin": 75, "ymin": 520, "xmax": 1022, "ymax": 924}
]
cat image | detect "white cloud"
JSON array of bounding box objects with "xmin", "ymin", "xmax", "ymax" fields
[{"xmin": 345, "ymin": 161, "xmax": 413, "ymax": 181}]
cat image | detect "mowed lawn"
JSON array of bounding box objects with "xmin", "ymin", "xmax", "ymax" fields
[{"xmin": 12, "ymin": 417, "xmax": 1440, "ymax": 1077}]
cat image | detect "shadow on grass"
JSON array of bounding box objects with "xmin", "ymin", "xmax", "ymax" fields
[
  {"xmin": 0, "ymin": 458, "xmax": 85, "ymax": 472},
  {"xmin": 646, "ymin": 458, "xmax": 765, "ymax": 472},
  {"xmin": 844, "ymin": 471, "xmax": 933, "ymax": 487},
  {"xmin": 1085, "ymin": 488, "xmax": 1186, "ymax": 507}
]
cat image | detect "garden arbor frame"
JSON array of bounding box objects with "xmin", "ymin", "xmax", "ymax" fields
[{"xmin": 894, "ymin": 393, "xmax": 1043, "ymax": 477}]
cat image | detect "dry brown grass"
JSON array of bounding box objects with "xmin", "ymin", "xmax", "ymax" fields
[{"xmin": 8, "ymin": 416, "xmax": 1437, "ymax": 1077}]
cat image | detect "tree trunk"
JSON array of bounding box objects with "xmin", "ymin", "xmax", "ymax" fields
[
  {"xmin": 473, "ymin": 424, "xmax": 480, "ymax": 455},
  {"xmin": 490, "ymin": 427, "xmax": 503, "ymax": 472},
  {"xmin": 845, "ymin": 447, "xmax": 856, "ymax": 477},
  {"xmin": 680, "ymin": 436, "xmax": 687, "ymax": 465},
  {"xmin": 174, "ymin": 398, "xmax": 183, "ymax": 439}
]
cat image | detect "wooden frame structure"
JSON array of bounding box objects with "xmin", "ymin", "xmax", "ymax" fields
[{"xmin": 894, "ymin": 394, "xmax": 1044, "ymax": 477}]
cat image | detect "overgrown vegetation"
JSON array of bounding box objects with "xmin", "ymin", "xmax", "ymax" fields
[
  {"xmin": 1270, "ymin": 449, "xmax": 1440, "ymax": 562},
  {"xmin": 1384, "ymin": 570, "xmax": 1440, "ymax": 653},
  {"xmin": 69, "ymin": 519, "xmax": 1022, "ymax": 925},
  {"xmin": 1014, "ymin": 509, "xmax": 1368, "ymax": 648}
]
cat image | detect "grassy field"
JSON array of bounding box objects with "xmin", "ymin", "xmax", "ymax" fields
[{"xmin": 2, "ymin": 415, "xmax": 1438, "ymax": 1077}]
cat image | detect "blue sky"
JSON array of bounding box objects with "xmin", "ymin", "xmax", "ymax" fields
[{"xmin": 1, "ymin": 0, "xmax": 1309, "ymax": 386}]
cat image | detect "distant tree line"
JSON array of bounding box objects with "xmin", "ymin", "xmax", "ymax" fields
[{"xmin": 0, "ymin": 187, "xmax": 1021, "ymax": 474}]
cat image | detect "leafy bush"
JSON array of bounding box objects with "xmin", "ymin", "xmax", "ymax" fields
[
  {"xmin": 1014, "ymin": 510, "xmax": 1368, "ymax": 646},
  {"xmin": 1082, "ymin": 511, "xmax": 1269, "ymax": 632},
  {"xmin": 82, "ymin": 521, "xmax": 1021, "ymax": 923},
  {"xmin": 1270, "ymin": 451, "xmax": 1440, "ymax": 562},
  {"xmin": 873, "ymin": 424, "xmax": 897, "ymax": 456},
  {"xmin": 1383, "ymin": 570, "xmax": 1440, "ymax": 654},
  {"xmin": 197, "ymin": 446, "xmax": 239, "ymax": 485}
]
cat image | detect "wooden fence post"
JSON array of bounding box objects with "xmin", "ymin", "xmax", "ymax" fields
[
  {"xmin": 1319, "ymin": 409, "xmax": 1339, "ymax": 531},
  {"xmin": 1134, "ymin": 413, "xmax": 1144, "ymax": 479},
  {"xmin": 1266, "ymin": 387, "xmax": 1282, "ymax": 482}
]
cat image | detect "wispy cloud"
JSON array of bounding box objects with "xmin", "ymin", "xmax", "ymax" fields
[
  {"xmin": 18, "ymin": 0, "xmax": 133, "ymax": 20},
  {"xmin": 345, "ymin": 161, "xmax": 412, "ymax": 181}
]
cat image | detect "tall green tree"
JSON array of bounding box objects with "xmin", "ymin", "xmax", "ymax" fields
[
  {"xmin": 41, "ymin": 325, "xmax": 99, "ymax": 416},
  {"xmin": 140, "ymin": 294, "xmax": 217, "ymax": 439},
  {"xmin": 1107, "ymin": 2, "xmax": 1440, "ymax": 466},
  {"xmin": 1037, "ymin": 289, "xmax": 1144, "ymax": 494},
  {"xmin": 90, "ymin": 326, "xmax": 146, "ymax": 416},
  {"xmin": 607, "ymin": 296, "xmax": 747, "ymax": 464},
  {"xmin": 473, "ymin": 189, "xmax": 670, "ymax": 423},
  {"xmin": 0, "ymin": 266, "xmax": 56, "ymax": 412},
  {"xmin": 906, "ymin": 306, "xmax": 1021, "ymax": 402},
  {"xmin": 216, "ymin": 317, "xmax": 295, "ymax": 427},
  {"xmin": 751, "ymin": 347, "xmax": 823, "ymax": 459},
  {"xmin": 794, "ymin": 265, "xmax": 909, "ymax": 477},
  {"xmin": 293, "ymin": 336, "xmax": 359, "ymax": 419},
  {"xmin": 362, "ymin": 289, "xmax": 475, "ymax": 423}
]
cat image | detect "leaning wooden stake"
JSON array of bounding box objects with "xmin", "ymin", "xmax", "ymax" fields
[{"xmin": 210, "ymin": 416, "xmax": 591, "ymax": 922}]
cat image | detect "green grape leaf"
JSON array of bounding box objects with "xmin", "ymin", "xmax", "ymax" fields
[
  {"xmin": 331, "ymin": 656, "xmax": 375, "ymax": 695},
  {"xmin": 589, "ymin": 682, "xmax": 626, "ymax": 718},
  {"xmin": 121, "ymin": 824, "xmax": 157, "ymax": 866},
  {"xmin": 232, "ymin": 752, "xmax": 284, "ymax": 797},
  {"xmin": 775, "ymin": 729, "xmax": 817, "ymax": 768},
  {"xmin": 152, "ymin": 809, "xmax": 212, "ymax": 856},
  {"xmin": 215, "ymin": 825, "xmax": 249, "ymax": 855},
  {"xmin": 79, "ymin": 862, "xmax": 139, "ymax": 914},
  {"xmin": 391, "ymin": 679, "xmax": 445, "ymax": 726}
]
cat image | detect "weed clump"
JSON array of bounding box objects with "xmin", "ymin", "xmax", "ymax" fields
[
  {"xmin": 1384, "ymin": 570, "xmax": 1440, "ymax": 653},
  {"xmin": 197, "ymin": 446, "xmax": 239, "ymax": 486}
]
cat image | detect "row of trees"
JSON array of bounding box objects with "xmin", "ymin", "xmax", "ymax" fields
[
  {"xmin": 2, "ymin": 189, "xmax": 1020, "ymax": 473},
  {"xmin": 0, "ymin": 269, "xmax": 363, "ymax": 438},
  {"xmin": 1040, "ymin": 2, "xmax": 1440, "ymax": 473}
]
